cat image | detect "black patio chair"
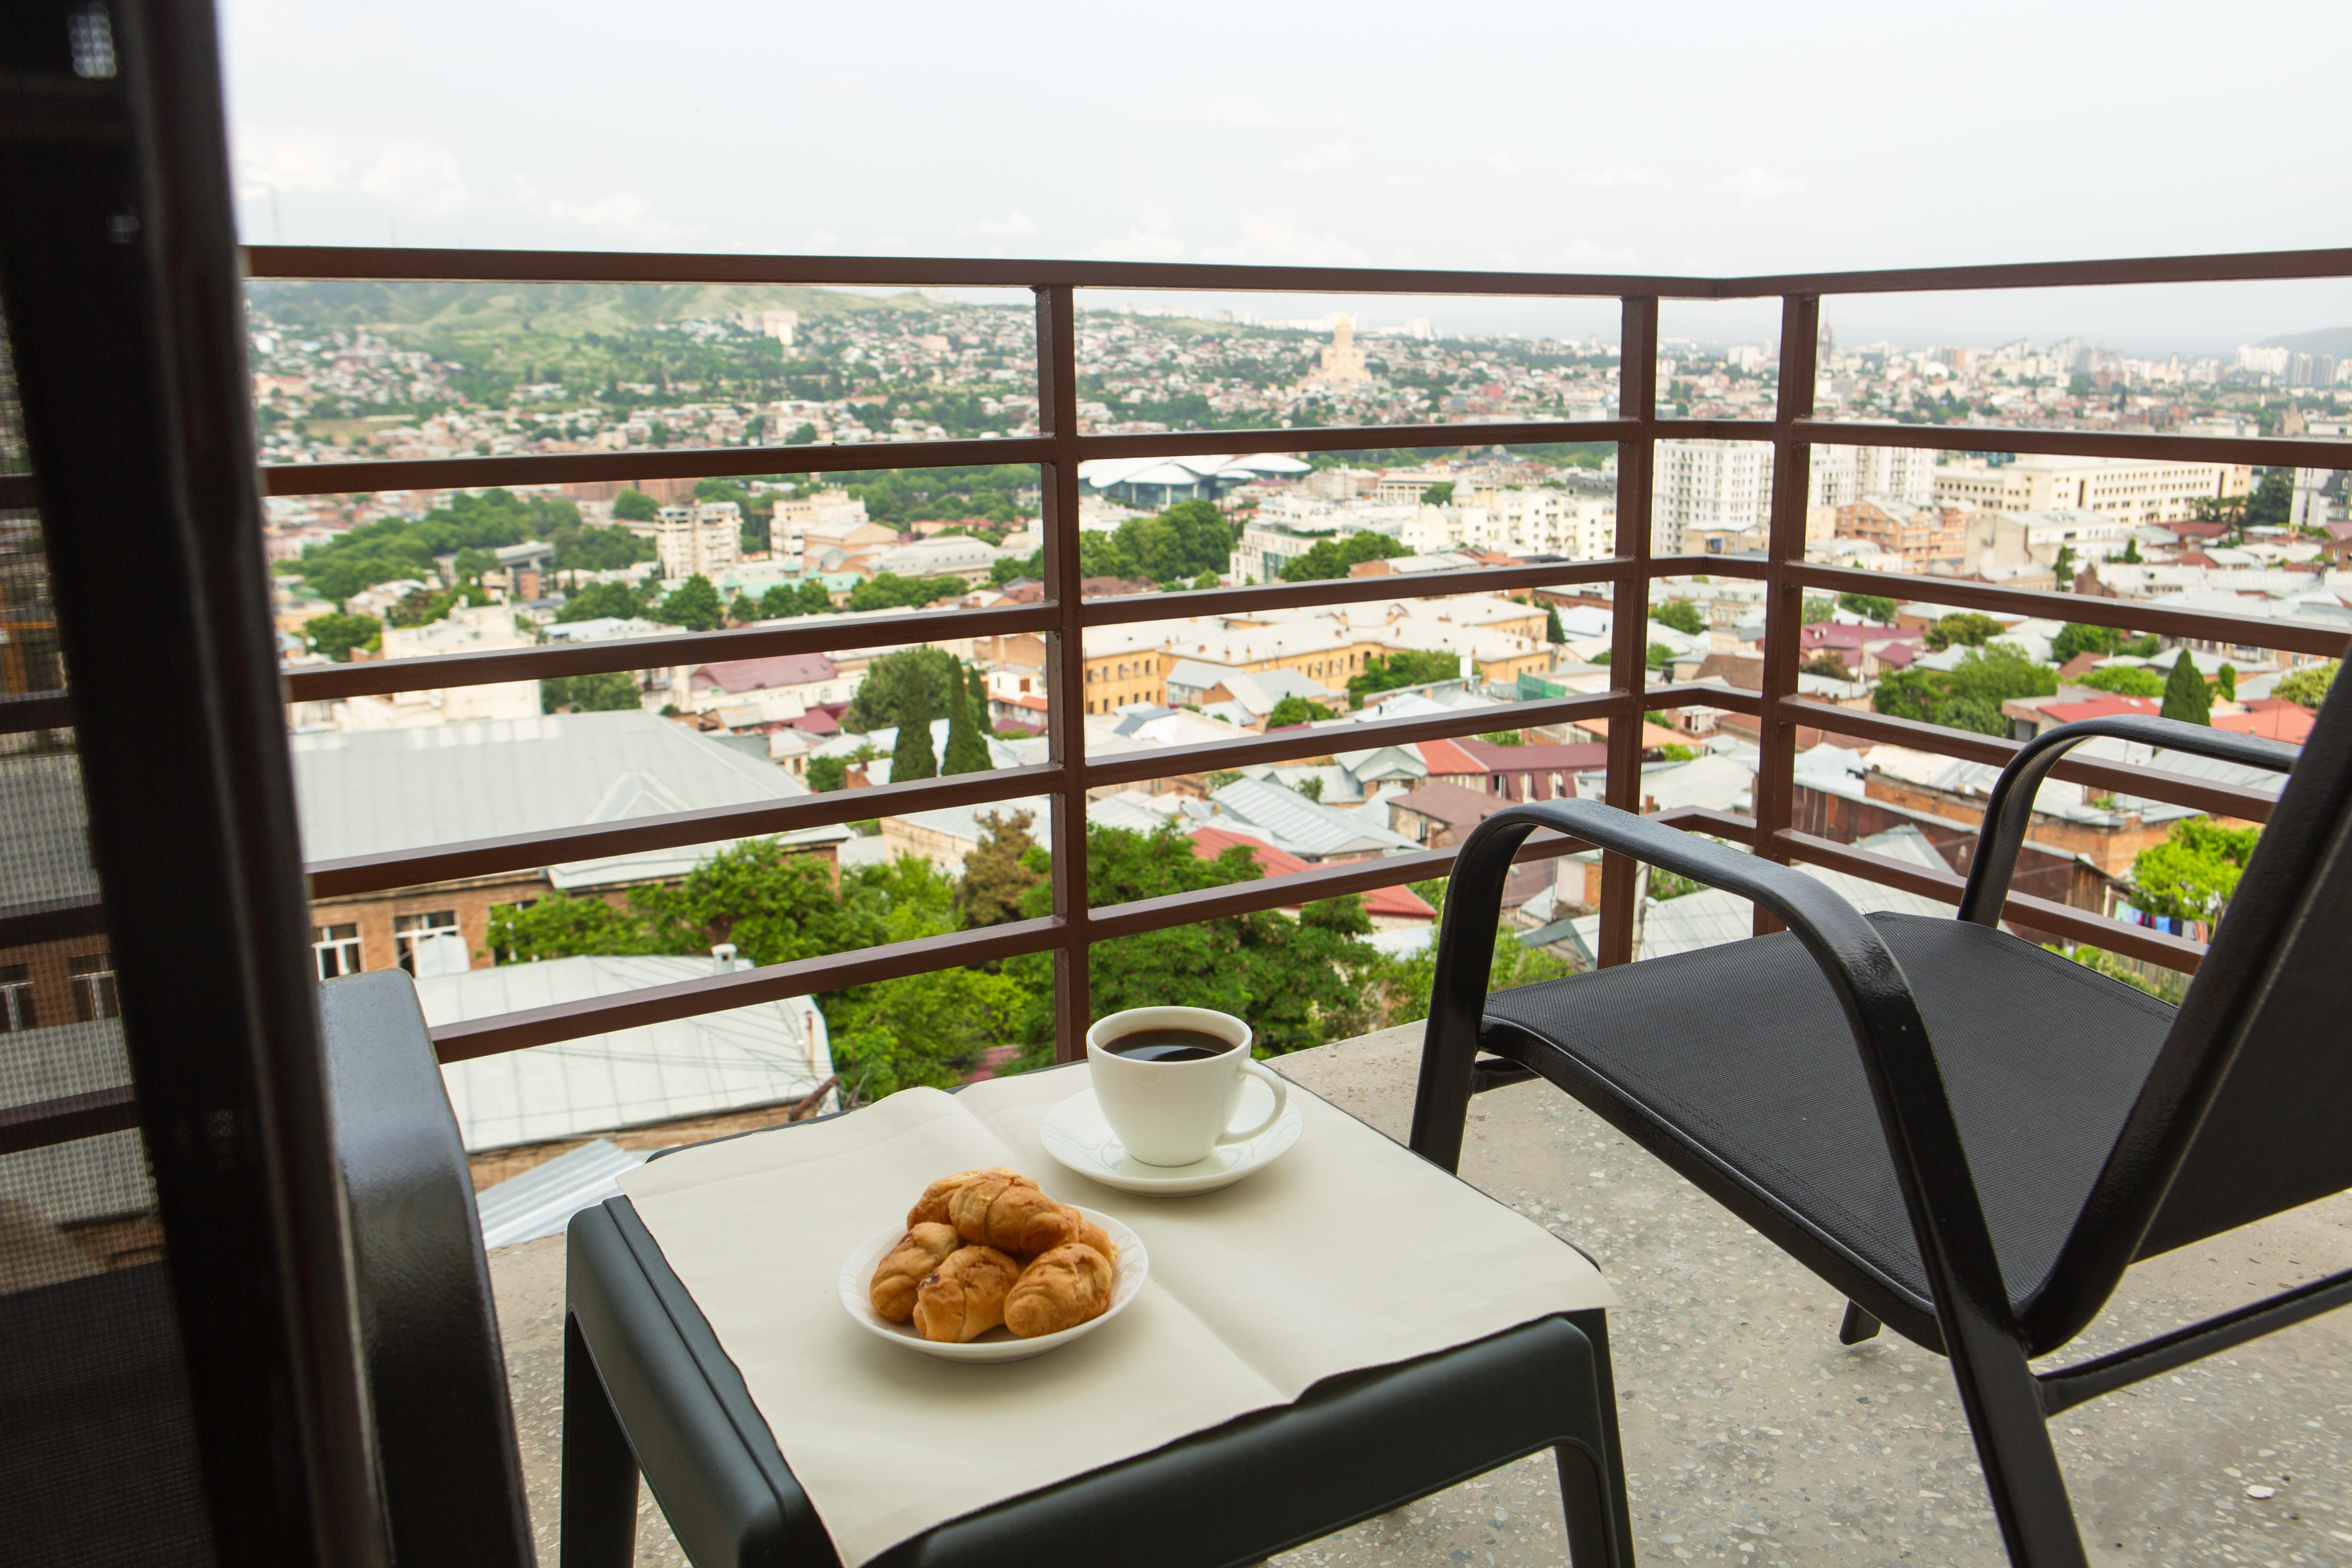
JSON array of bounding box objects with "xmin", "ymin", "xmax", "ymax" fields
[
  {"xmin": 1410, "ymin": 697, "xmax": 2352, "ymax": 1568},
  {"xmin": 319, "ymin": 971, "xmax": 536, "ymax": 1568}
]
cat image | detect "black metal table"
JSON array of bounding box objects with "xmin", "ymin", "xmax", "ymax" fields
[{"xmin": 559, "ymin": 1082, "xmax": 1636, "ymax": 1568}]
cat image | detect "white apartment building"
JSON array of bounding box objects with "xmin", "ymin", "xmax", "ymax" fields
[
  {"xmin": 655, "ymin": 502, "xmax": 744, "ymax": 580},
  {"xmin": 1653, "ymin": 439, "xmax": 1773, "ymax": 555},
  {"xmin": 1934, "ymin": 454, "xmax": 2250, "ymax": 524},
  {"xmin": 1236, "ymin": 497, "xmax": 1408, "ymax": 583},
  {"xmin": 1807, "ymin": 443, "xmax": 1937, "ymax": 508}
]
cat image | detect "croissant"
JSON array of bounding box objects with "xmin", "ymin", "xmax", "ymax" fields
[
  {"xmin": 1004, "ymin": 1243, "xmax": 1116, "ymax": 1339},
  {"xmin": 869, "ymin": 1223, "xmax": 961, "ymax": 1322},
  {"xmin": 949, "ymin": 1172, "xmax": 1077, "ymax": 1254},
  {"xmin": 1058, "ymin": 1203, "xmax": 1118, "ymax": 1266},
  {"xmin": 911, "ymin": 1245, "xmax": 1023, "ymax": 1343},
  {"xmin": 907, "ymin": 1167, "xmax": 1033, "ymax": 1229}
]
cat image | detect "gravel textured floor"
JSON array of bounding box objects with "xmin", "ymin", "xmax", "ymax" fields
[{"xmin": 489, "ymin": 1023, "xmax": 2352, "ymax": 1566}]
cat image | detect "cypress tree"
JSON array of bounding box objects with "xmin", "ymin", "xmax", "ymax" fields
[
  {"xmin": 1545, "ymin": 603, "xmax": 1566, "ymax": 644},
  {"xmin": 2160, "ymin": 651, "xmax": 2211, "ymax": 726},
  {"xmin": 893, "ymin": 659, "xmax": 938, "ymax": 781},
  {"xmin": 942, "ymin": 661, "xmax": 992, "ymax": 776}
]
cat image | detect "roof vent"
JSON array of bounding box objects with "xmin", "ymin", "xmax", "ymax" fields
[{"xmin": 712, "ymin": 942, "xmax": 739, "ymax": 975}]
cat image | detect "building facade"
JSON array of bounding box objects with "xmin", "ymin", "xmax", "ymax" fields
[{"xmin": 655, "ymin": 501, "xmax": 744, "ymax": 579}]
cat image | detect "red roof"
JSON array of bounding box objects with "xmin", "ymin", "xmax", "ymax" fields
[
  {"xmin": 1802, "ymin": 622, "xmax": 1924, "ymax": 651},
  {"xmin": 691, "ymin": 652, "xmax": 840, "ymax": 693},
  {"xmin": 1416, "ymin": 737, "xmax": 1486, "ymax": 775},
  {"xmin": 2041, "ymin": 693, "xmax": 2162, "ymax": 724},
  {"xmin": 2215, "ymin": 703, "xmax": 2315, "ymax": 744},
  {"xmin": 1189, "ymin": 827, "xmax": 1437, "ymax": 921}
]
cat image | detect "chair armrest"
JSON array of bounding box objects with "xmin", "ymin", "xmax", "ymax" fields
[
  {"xmin": 1409, "ymin": 799, "xmax": 2017, "ymax": 1357},
  {"xmin": 1956, "ymin": 716, "xmax": 2299, "ymax": 927}
]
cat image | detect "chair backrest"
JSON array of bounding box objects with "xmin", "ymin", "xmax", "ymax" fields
[
  {"xmin": 2084, "ymin": 669, "xmax": 2352, "ymax": 1275},
  {"xmin": 319, "ymin": 971, "xmax": 535, "ymax": 1568}
]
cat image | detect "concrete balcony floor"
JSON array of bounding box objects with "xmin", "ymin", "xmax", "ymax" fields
[{"xmin": 488, "ymin": 1024, "xmax": 2352, "ymax": 1567}]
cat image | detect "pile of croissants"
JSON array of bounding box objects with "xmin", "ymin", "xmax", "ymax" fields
[{"xmin": 869, "ymin": 1168, "xmax": 1121, "ymax": 1343}]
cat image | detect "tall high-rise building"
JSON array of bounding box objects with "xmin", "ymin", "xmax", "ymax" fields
[
  {"xmin": 654, "ymin": 502, "xmax": 743, "ymax": 580},
  {"xmin": 1653, "ymin": 440, "xmax": 1772, "ymax": 554},
  {"xmin": 1808, "ymin": 443, "xmax": 1938, "ymax": 508}
]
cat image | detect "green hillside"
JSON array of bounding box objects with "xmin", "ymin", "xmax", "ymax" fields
[
  {"xmin": 245, "ymin": 279, "xmax": 929, "ymax": 337},
  {"xmin": 2262, "ymin": 324, "xmax": 2352, "ymax": 358}
]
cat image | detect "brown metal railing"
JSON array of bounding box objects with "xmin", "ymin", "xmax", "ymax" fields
[{"xmin": 242, "ymin": 243, "xmax": 2351, "ymax": 1068}]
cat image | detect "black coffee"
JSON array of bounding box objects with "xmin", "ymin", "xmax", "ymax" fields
[{"xmin": 1105, "ymin": 1027, "xmax": 1233, "ymax": 1063}]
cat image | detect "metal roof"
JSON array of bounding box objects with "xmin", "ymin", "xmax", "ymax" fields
[
  {"xmin": 420, "ymin": 955, "xmax": 834, "ymax": 1152},
  {"xmin": 288, "ymin": 710, "xmax": 848, "ymax": 887}
]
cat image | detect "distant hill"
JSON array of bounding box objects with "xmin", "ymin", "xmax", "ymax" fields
[
  {"xmin": 245, "ymin": 280, "xmax": 933, "ymax": 338},
  {"xmin": 2261, "ymin": 324, "xmax": 2352, "ymax": 357}
]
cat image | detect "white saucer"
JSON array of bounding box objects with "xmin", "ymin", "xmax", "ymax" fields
[
  {"xmin": 837, "ymin": 1205, "xmax": 1147, "ymax": 1363},
  {"xmin": 1040, "ymin": 1080, "xmax": 1303, "ymax": 1196}
]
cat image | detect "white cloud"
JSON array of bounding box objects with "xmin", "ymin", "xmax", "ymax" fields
[
  {"xmin": 1083, "ymin": 227, "xmax": 1185, "ymax": 262},
  {"xmin": 356, "ymin": 142, "xmax": 469, "ymax": 217},
  {"xmin": 962, "ymin": 210, "xmax": 1037, "ymax": 239},
  {"xmin": 1285, "ymin": 140, "xmax": 1355, "ymax": 175},
  {"xmin": 1488, "ymin": 151, "xmax": 1520, "ymax": 174},
  {"xmin": 806, "ymin": 228, "xmax": 842, "ymax": 249},
  {"xmin": 234, "ymin": 123, "xmax": 353, "ymax": 194},
  {"xmin": 1722, "ymin": 166, "xmax": 1805, "ymax": 206},
  {"xmin": 1570, "ymin": 165, "xmax": 1664, "ymax": 189},
  {"xmin": 1198, "ymin": 211, "xmax": 1368, "ymax": 268},
  {"xmin": 1185, "ymin": 94, "xmax": 1275, "ymax": 126},
  {"xmin": 1552, "ymin": 238, "xmax": 1641, "ymax": 270}
]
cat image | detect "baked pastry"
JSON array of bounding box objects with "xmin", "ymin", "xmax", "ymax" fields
[
  {"xmin": 911, "ymin": 1245, "xmax": 1023, "ymax": 1343},
  {"xmin": 907, "ymin": 1167, "xmax": 1033, "ymax": 1229},
  {"xmin": 868, "ymin": 1223, "xmax": 961, "ymax": 1322},
  {"xmin": 1004, "ymin": 1242, "xmax": 1116, "ymax": 1339},
  {"xmin": 1058, "ymin": 1203, "xmax": 1118, "ymax": 1265},
  {"xmin": 949, "ymin": 1171, "xmax": 1077, "ymax": 1254}
]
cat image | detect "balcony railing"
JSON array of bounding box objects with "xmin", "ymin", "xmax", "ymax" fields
[{"xmin": 27, "ymin": 243, "xmax": 2351, "ymax": 1120}]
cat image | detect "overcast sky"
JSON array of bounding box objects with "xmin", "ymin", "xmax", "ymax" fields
[{"xmin": 221, "ymin": 0, "xmax": 2352, "ymax": 351}]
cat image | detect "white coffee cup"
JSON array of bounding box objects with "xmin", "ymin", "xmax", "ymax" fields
[{"xmin": 1085, "ymin": 1006, "xmax": 1290, "ymax": 1168}]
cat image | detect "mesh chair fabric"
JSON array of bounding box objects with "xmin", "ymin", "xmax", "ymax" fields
[{"xmin": 1484, "ymin": 913, "xmax": 2175, "ymax": 1310}]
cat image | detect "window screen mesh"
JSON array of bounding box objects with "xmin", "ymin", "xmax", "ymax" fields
[{"xmin": 0, "ymin": 312, "xmax": 216, "ymax": 1561}]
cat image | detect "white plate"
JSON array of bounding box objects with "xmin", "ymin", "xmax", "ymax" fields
[
  {"xmin": 837, "ymin": 1205, "xmax": 1147, "ymax": 1363},
  {"xmin": 1040, "ymin": 1081, "xmax": 1303, "ymax": 1196}
]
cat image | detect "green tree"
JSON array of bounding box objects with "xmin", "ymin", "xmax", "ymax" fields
[
  {"xmin": 844, "ymin": 647, "xmax": 966, "ymax": 733},
  {"xmin": 1925, "ymin": 611, "xmax": 2005, "ymax": 651},
  {"xmin": 940, "ymin": 659, "xmax": 991, "ymax": 776},
  {"xmin": 1345, "ymin": 649, "xmax": 1463, "ymax": 706},
  {"xmin": 1420, "ymin": 481, "xmax": 1456, "ymax": 505},
  {"xmin": 847, "ymin": 572, "xmax": 968, "ymax": 613},
  {"xmin": 2275, "ymin": 659, "xmax": 2339, "ymax": 710},
  {"xmin": 2049, "ymin": 621, "xmax": 2160, "ymax": 664},
  {"xmin": 553, "ymin": 522, "xmax": 655, "ymax": 571},
  {"xmin": 892, "ymin": 658, "xmax": 938, "ymax": 782},
  {"xmin": 1123, "ymin": 498, "xmax": 1232, "ymax": 583},
  {"xmin": 957, "ymin": 810, "xmax": 1043, "ymax": 929},
  {"xmin": 761, "ymin": 578, "xmax": 834, "ymax": 618},
  {"xmin": 613, "ymin": 488, "xmax": 659, "ymax": 522},
  {"xmin": 2160, "ymin": 652, "xmax": 2211, "ymax": 725},
  {"xmin": 653, "ymin": 575, "xmax": 724, "ymax": 631},
  {"xmin": 1371, "ymin": 921, "xmax": 1579, "ymax": 1029},
  {"xmin": 1646, "ymin": 640, "xmax": 1679, "ymax": 670},
  {"xmin": 1873, "ymin": 641, "xmax": 2055, "ymax": 731},
  {"xmin": 1801, "ymin": 649, "xmax": 1855, "ymax": 681},
  {"xmin": 2120, "ymin": 536, "xmax": 2143, "ymax": 564},
  {"xmin": 2051, "ymin": 544, "xmax": 2077, "ymax": 586},
  {"xmin": 541, "ymin": 671, "xmax": 641, "ymax": 713},
  {"xmin": 2215, "ymin": 662, "xmax": 2237, "ymax": 702},
  {"xmin": 452, "ymin": 546, "xmax": 497, "ymax": 581},
  {"xmin": 2130, "ymin": 819, "xmax": 2260, "ymax": 922},
  {"xmin": 1801, "ymin": 596, "xmax": 1835, "ymax": 625},
  {"xmin": 555, "ymin": 579, "xmax": 650, "ymax": 623},
  {"xmin": 1279, "ymin": 530, "xmax": 1407, "ymax": 582},
  {"xmin": 2244, "ymin": 468, "xmax": 2294, "ymax": 528},
  {"xmin": 2076, "ymin": 665, "xmax": 2165, "ymax": 697},
  {"xmin": 1654, "ymin": 598, "xmax": 1706, "ymax": 636},
  {"xmin": 303, "ymin": 611, "xmax": 381, "ymax": 663},
  {"xmin": 805, "ymin": 755, "xmax": 848, "ymax": 793},
  {"xmin": 1545, "ymin": 604, "xmax": 1566, "ymax": 643},
  {"xmin": 1838, "ymin": 592, "xmax": 1898, "ymax": 624},
  {"xmin": 1265, "ymin": 695, "xmax": 1334, "ymax": 728}
]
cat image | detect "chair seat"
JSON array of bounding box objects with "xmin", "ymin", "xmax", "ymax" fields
[{"xmin": 1482, "ymin": 913, "xmax": 2176, "ymax": 1345}]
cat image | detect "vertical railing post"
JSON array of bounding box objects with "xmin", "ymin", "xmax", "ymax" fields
[
  {"xmin": 1751, "ymin": 292, "xmax": 1822, "ymax": 934},
  {"xmin": 1036, "ymin": 283, "xmax": 1092, "ymax": 1060},
  {"xmin": 1599, "ymin": 295, "xmax": 1659, "ymax": 968}
]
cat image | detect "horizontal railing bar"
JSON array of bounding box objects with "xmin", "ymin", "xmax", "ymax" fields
[
  {"xmin": 1082, "ymin": 688, "xmax": 1630, "ymax": 789},
  {"xmin": 242, "ymin": 243, "xmax": 1720, "ymax": 299},
  {"xmin": 242, "ymin": 244, "xmax": 2352, "ymax": 304},
  {"xmin": 1646, "ymin": 681, "xmax": 1765, "ymax": 716},
  {"xmin": 0, "ymin": 691, "xmax": 72, "ymax": 734},
  {"xmin": 0, "ymin": 893, "xmax": 108, "ymax": 949},
  {"xmin": 306, "ymin": 762, "xmax": 1063, "ymax": 901},
  {"xmin": 1774, "ymin": 827, "xmax": 2207, "ymax": 973},
  {"xmin": 281, "ymin": 602, "xmax": 1058, "ymax": 701},
  {"xmin": 1645, "ymin": 554, "xmax": 1772, "ymax": 581},
  {"xmin": 1078, "ymin": 420, "xmax": 1635, "ymax": 462},
  {"xmin": 1787, "ymin": 562, "xmax": 2352, "ymax": 660},
  {"xmin": 0, "ymin": 1084, "xmax": 139, "ymax": 1158},
  {"xmin": 1715, "ymin": 247, "xmax": 2352, "ymax": 299},
  {"xmin": 1791, "ymin": 418, "xmax": 2352, "ymax": 471},
  {"xmin": 429, "ymin": 915, "xmax": 1064, "ymax": 1060},
  {"xmin": 1780, "ymin": 698, "xmax": 2280, "ymax": 822},
  {"xmin": 1080, "ymin": 558, "xmax": 1629, "ymax": 626},
  {"xmin": 1654, "ymin": 805, "xmax": 1759, "ymax": 844},
  {"xmin": 260, "ymin": 436, "xmax": 1054, "ymax": 499},
  {"xmin": 1651, "ymin": 419, "xmax": 1778, "ymax": 441}
]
